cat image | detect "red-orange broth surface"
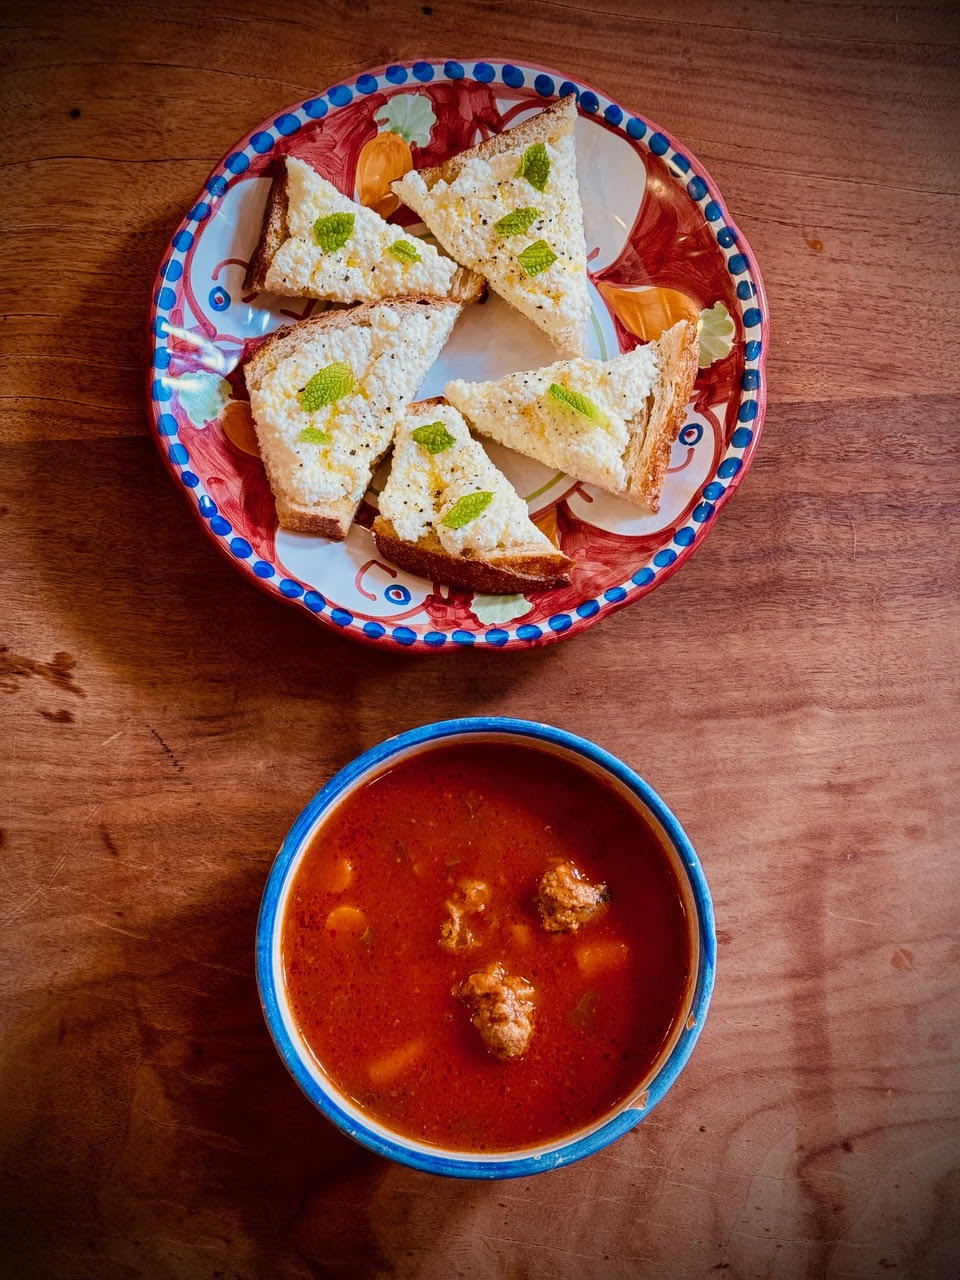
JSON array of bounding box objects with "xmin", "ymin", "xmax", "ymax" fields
[{"xmin": 282, "ymin": 741, "xmax": 693, "ymax": 1151}]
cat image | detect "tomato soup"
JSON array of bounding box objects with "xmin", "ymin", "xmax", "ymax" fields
[{"xmin": 281, "ymin": 740, "xmax": 694, "ymax": 1152}]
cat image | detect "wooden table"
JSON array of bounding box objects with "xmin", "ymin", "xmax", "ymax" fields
[{"xmin": 2, "ymin": 2, "xmax": 958, "ymax": 1276}]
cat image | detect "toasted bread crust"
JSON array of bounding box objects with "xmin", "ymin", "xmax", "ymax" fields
[
  {"xmin": 373, "ymin": 518, "xmax": 572, "ymax": 594},
  {"xmin": 244, "ymin": 164, "xmax": 289, "ymax": 293},
  {"xmin": 274, "ymin": 495, "xmax": 355, "ymax": 539},
  {"xmin": 408, "ymin": 95, "xmax": 577, "ymax": 191},
  {"xmin": 243, "ymin": 296, "xmax": 465, "ymax": 393},
  {"xmin": 623, "ymin": 320, "xmax": 700, "ymax": 512}
]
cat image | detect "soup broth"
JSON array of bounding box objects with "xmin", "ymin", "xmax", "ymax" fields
[{"xmin": 282, "ymin": 740, "xmax": 693, "ymax": 1152}]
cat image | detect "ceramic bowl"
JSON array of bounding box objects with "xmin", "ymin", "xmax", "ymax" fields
[{"xmin": 256, "ymin": 717, "xmax": 716, "ymax": 1177}]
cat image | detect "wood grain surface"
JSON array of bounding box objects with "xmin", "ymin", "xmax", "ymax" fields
[{"xmin": 2, "ymin": 2, "xmax": 959, "ymax": 1277}]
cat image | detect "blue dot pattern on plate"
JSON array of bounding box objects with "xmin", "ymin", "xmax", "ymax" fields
[{"xmin": 149, "ymin": 60, "xmax": 766, "ymax": 650}]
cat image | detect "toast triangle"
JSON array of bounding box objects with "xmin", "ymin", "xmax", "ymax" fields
[
  {"xmin": 392, "ymin": 96, "xmax": 591, "ymax": 357},
  {"xmin": 373, "ymin": 398, "xmax": 572, "ymax": 592},
  {"xmin": 444, "ymin": 320, "xmax": 699, "ymax": 514},
  {"xmin": 245, "ymin": 156, "xmax": 481, "ymax": 304}
]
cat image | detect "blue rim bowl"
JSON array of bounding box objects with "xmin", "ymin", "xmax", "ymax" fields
[{"xmin": 256, "ymin": 718, "xmax": 716, "ymax": 1179}]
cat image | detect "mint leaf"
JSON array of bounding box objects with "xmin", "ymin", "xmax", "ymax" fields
[
  {"xmin": 313, "ymin": 212, "xmax": 355, "ymax": 253},
  {"xmin": 494, "ymin": 206, "xmax": 540, "ymax": 237},
  {"xmin": 299, "ymin": 425, "xmax": 330, "ymax": 445},
  {"xmin": 411, "ymin": 421, "xmax": 456, "ymax": 454},
  {"xmin": 547, "ymin": 383, "xmax": 607, "ymax": 426},
  {"xmin": 517, "ymin": 239, "xmax": 557, "ymax": 277},
  {"xmin": 442, "ymin": 490, "xmax": 494, "ymax": 530},
  {"xmin": 387, "ymin": 239, "xmax": 422, "ymax": 264},
  {"xmin": 299, "ymin": 362, "xmax": 355, "ymax": 412},
  {"xmin": 515, "ymin": 142, "xmax": 550, "ymax": 192}
]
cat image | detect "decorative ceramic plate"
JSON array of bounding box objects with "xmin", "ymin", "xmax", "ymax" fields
[{"xmin": 148, "ymin": 59, "xmax": 768, "ymax": 651}]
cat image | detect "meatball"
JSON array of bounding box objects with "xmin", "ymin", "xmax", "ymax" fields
[
  {"xmin": 536, "ymin": 861, "xmax": 608, "ymax": 933},
  {"xmin": 439, "ymin": 879, "xmax": 489, "ymax": 951},
  {"xmin": 457, "ymin": 961, "xmax": 535, "ymax": 1060}
]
